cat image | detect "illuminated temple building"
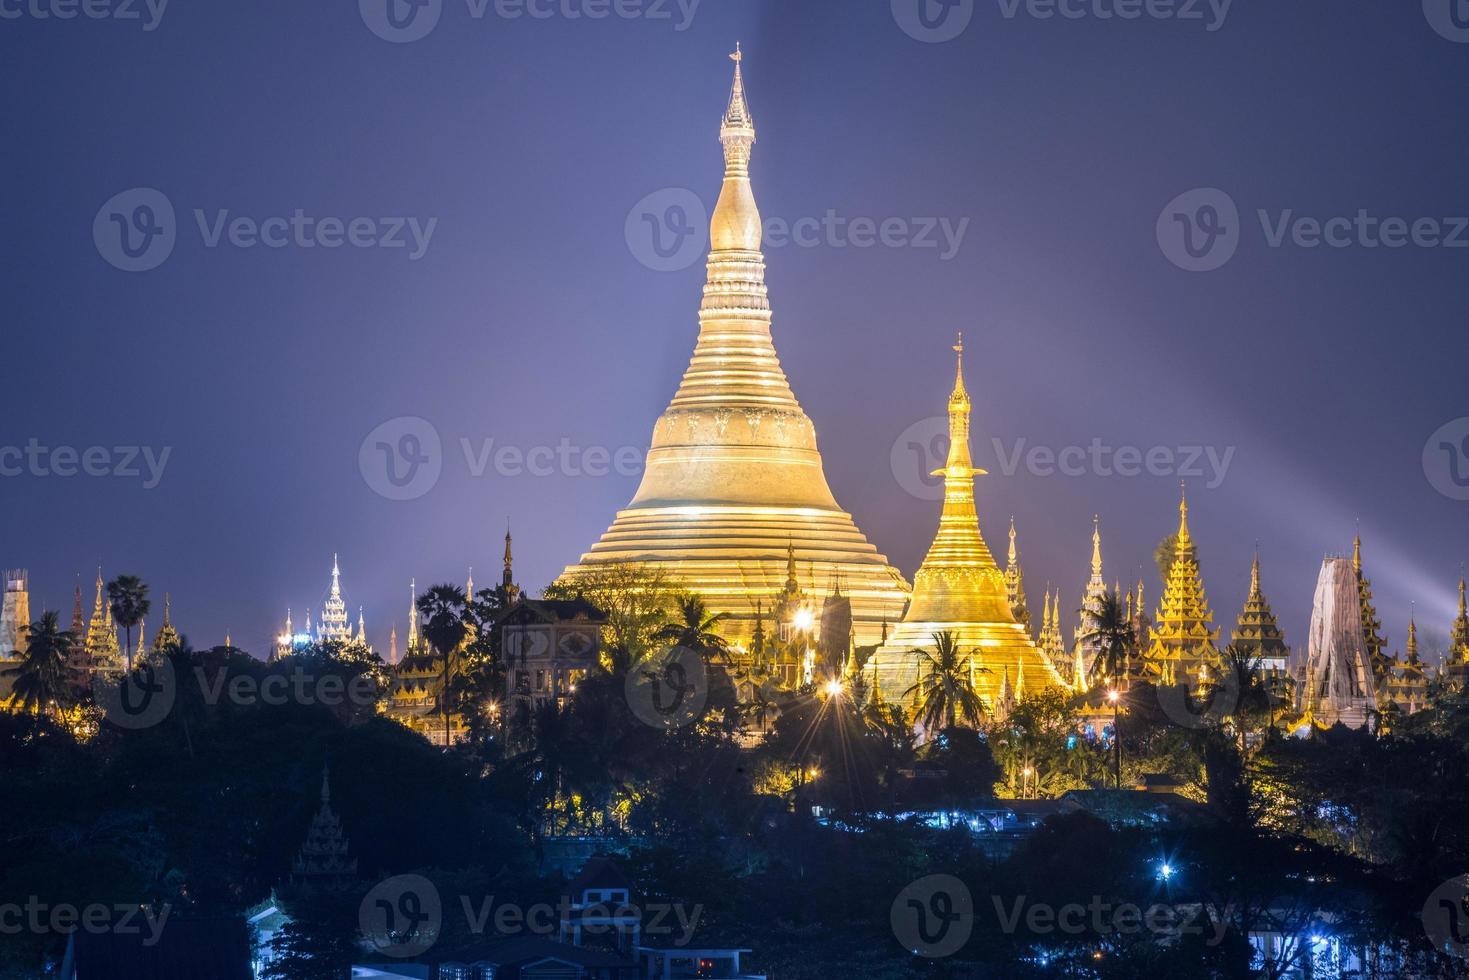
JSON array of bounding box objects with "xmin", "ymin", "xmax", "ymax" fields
[
  {"xmin": 558, "ymin": 49, "xmax": 910, "ymax": 644},
  {"xmin": 863, "ymin": 337, "xmax": 1065, "ymax": 709},
  {"xmin": 1145, "ymin": 489, "xmax": 1220, "ymax": 689}
]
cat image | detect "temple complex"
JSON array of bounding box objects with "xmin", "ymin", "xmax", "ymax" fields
[
  {"xmin": 558, "ymin": 49, "xmax": 910, "ymax": 644},
  {"xmin": 862, "ymin": 337, "xmax": 1065, "ymax": 709}
]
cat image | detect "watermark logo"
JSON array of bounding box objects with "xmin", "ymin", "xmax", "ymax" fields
[
  {"xmin": 360, "ymin": 0, "xmax": 443, "ymax": 42},
  {"xmin": 1157, "ymin": 187, "xmax": 1239, "ymax": 272},
  {"xmin": 1424, "ymin": 0, "xmax": 1469, "ymax": 43},
  {"xmin": 892, "ymin": 0, "xmax": 974, "ymax": 43},
  {"xmin": 1424, "ymin": 418, "xmax": 1469, "ymax": 501},
  {"xmin": 1423, "ymin": 876, "xmax": 1469, "ymax": 958},
  {"xmin": 626, "ymin": 645, "xmax": 708, "ymax": 729},
  {"xmin": 891, "ymin": 875, "xmax": 973, "ymax": 958},
  {"xmin": 890, "ymin": 417, "xmax": 950, "ymax": 501},
  {"xmin": 626, "ymin": 188, "xmax": 707, "ymax": 273},
  {"xmin": 360, "ymin": 417, "xmax": 444, "ymax": 501},
  {"xmin": 361, "ymin": 874, "xmax": 443, "ymax": 958},
  {"xmin": 94, "ymin": 188, "xmax": 176, "ymax": 273},
  {"xmin": 93, "ymin": 659, "xmax": 177, "ymax": 731},
  {"xmin": 1155, "ymin": 667, "xmax": 1241, "ymax": 730}
]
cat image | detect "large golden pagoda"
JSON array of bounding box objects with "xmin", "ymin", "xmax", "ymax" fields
[
  {"xmin": 863, "ymin": 337, "xmax": 1065, "ymax": 709},
  {"xmin": 559, "ymin": 49, "xmax": 910, "ymax": 644},
  {"xmin": 1145, "ymin": 487, "xmax": 1220, "ymax": 689}
]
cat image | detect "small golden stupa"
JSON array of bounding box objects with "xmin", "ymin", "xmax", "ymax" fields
[{"xmin": 863, "ymin": 336, "xmax": 1066, "ymax": 709}]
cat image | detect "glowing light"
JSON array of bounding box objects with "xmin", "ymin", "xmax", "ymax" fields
[
  {"xmin": 823, "ymin": 679, "xmax": 844, "ymax": 698},
  {"xmin": 793, "ymin": 608, "xmax": 814, "ymax": 631},
  {"xmin": 1159, "ymin": 862, "xmax": 1174, "ymax": 881},
  {"xmin": 807, "ymin": 767, "xmax": 821, "ymax": 780},
  {"xmin": 1106, "ymin": 689, "xmax": 1120, "ymax": 703}
]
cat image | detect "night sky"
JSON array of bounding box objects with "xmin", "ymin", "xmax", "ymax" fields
[{"xmin": 4, "ymin": 0, "xmax": 1467, "ymax": 661}]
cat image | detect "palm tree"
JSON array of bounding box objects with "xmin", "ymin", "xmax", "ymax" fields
[
  {"xmin": 106, "ymin": 575, "xmax": 151, "ymax": 671},
  {"xmin": 903, "ymin": 631, "xmax": 988, "ymax": 731},
  {"xmin": 1216, "ymin": 643, "xmax": 1276, "ymax": 747},
  {"xmin": 1082, "ymin": 591, "xmax": 1134, "ymax": 788},
  {"xmin": 652, "ymin": 593, "xmax": 730, "ymax": 665},
  {"xmin": 417, "ymin": 584, "xmax": 469, "ymax": 749},
  {"xmin": 2, "ymin": 612, "xmax": 77, "ymax": 719},
  {"xmin": 1082, "ymin": 591, "xmax": 1135, "ymax": 690}
]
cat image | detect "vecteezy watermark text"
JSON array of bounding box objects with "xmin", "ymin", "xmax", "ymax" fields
[
  {"xmin": 359, "ymin": 0, "xmax": 700, "ymax": 43},
  {"xmin": 891, "ymin": 0, "xmax": 1230, "ymax": 44},
  {"xmin": 1158, "ymin": 188, "xmax": 1469, "ymax": 272},
  {"xmin": 93, "ymin": 188, "xmax": 438, "ymax": 272},
  {"xmin": 889, "ymin": 418, "xmax": 1234, "ymax": 499},
  {"xmin": 625, "ymin": 188, "xmax": 969, "ymax": 272},
  {"xmin": 0, "ymin": 440, "xmax": 171, "ymax": 488},
  {"xmin": 0, "ymin": 0, "xmax": 168, "ymax": 30},
  {"xmin": 359, "ymin": 416, "xmax": 646, "ymax": 501},
  {"xmin": 360, "ymin": 874, "xmax": 703, "ymax": 959},
  {"xmin": 0, "ymin": 899, "xmax": 170, "ymax": 946}
]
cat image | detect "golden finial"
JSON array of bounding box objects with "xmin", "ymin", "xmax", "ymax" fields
[{"xmin": 730, "ymin": 41, "xmax": 742, "ymax": 64}]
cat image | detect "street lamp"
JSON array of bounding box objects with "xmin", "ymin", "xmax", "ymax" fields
[
  {"xmin": 1022, "ymin": 765, "xmax": 1034, "ymax": 799},
  {"xmin": 822, "ymin": 679, "xmax": 844, "ymax": 699}
]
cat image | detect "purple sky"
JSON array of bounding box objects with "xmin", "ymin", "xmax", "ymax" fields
[{"xmin": 4, "ymin": 0, "xmax": 1468, "ymax": 660}]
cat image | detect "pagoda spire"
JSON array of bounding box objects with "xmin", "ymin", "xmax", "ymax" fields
[
  {"xmin": 865, "ymin": 334, "xmax": 1063, "ymax": 708},
  {"xmin": 1004, "ymin": 517, "xmax": 1031, "ymax": 631},
  {"xmin": 1091, "ymin": 516, "xmax": 1103, "ymax": 578},
  {"xmin": 1232, "ymin": 551, "xmax": 1289, "ymax": 674},
  {"xmin": 406, "ymin": 579, "xmax": 419, "ymax": 650},
  {"xmin": 503, "ymin": 523, "xmax": 514, "ymax": 589},
  {"xmin": 559, "ymin": 45, "xmax": 911, "ymax": 645},
  {"xmin": 389, "ymin": 624, "xmax": 399, "ymax": 666},
  {"xmin": 1146, "ymin": 485, "xmax": 1219, "ymax": 689},
  {"xmin": 69, "ymin": 581, "xmax": 87, "ymax": 648},
  {"xmin": 85, "ymin": 567, "xmax": 121, "ymax": 670},
  {"xmin": 1406, "ymin": 606, "xmax": 1421, "ymax": 665},
  {"xmin": 1076, "ymin": 517, "xmax": 1108, "ymax": 662},
  {"xmin": 1450, "ymin": 570, "xmax": 1469, "ymax": 661},
  {"xmin": 151, "ymin": 592, "xmax": 180, "ymax": 656}
]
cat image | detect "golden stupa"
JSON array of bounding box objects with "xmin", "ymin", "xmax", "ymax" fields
[
  {"xmin": 863, "ymin": 337, "xmax": 1066, "ymax": 709},
  {"xmin": 559, "ymin": 48, "xmax": 910, "ymax": 644}
]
